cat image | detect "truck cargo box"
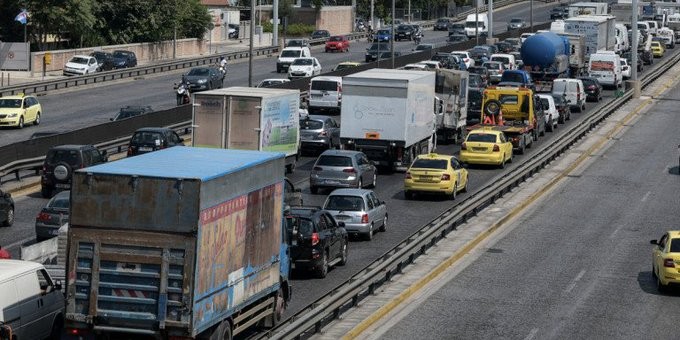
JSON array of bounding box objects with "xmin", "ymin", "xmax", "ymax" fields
[{"xmin": 564, "ymin": 15, "xmax": 616, "ymax": 56}]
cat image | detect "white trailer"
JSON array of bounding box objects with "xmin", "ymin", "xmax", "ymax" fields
[
  {"xmin": 340, "ymin": 69, "xmax": 436, "ymax": 170},
  {"xmin": 564, "ymin": 15, "xmax": 617, "ymax": 56},
  {"xmin": 435, "ymin": 69, "xmax": 468, "ymax": 144},
  {"xmin": 568, "ymin": 2, "xmax": 608, "ymax": 17}
]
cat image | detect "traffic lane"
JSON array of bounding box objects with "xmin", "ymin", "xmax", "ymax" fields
[
  {"xmin": 378, "ymin": 78, "xmax": 680, "ymax": 340},
  {"xmin": 0, "ymin": 191, "xmax": 48, "ymax": 258}
]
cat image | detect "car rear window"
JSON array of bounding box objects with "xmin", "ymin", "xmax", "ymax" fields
[
  {"xmin": 491, "ymin": 56, "xmax": 510, "ymax": 65},
  {"xmin": 501, "ymin": 72, "xmax": 525, "ymax": 83},
  {"xmin": 671, "ymin": 239, "xmax": 680, "ymax": 252},
  {"xmin": 131, "ymin": 131, "xmax": 164, "ymax": 145},
  {"xmin": 48, "ymin": 193, "xmax": 70, "ymax": 209},
  {"xmin": 312, "ymin": 80, "xmax": 339, "ymax": 91},
  {"xmin": 467, "ymin": 133, "xmax": 497, "ymax": 143},
  {"xmin": 412, "ymin": 159, "xmax": 447, "ymax": 169},
  {"xmin": 297, "ymin": 218, "xmax": 316, "ymax": 237},
  {"xmin": 324, "ymin": 195, "xmax": 365, "ymax": 211},
  {"xmin": 46, "ymin": 150, "xmax": 81, "ymax": 166},
  {"xmin": 317, "ymin": 155, "xmax": 352, "ymax": 167},
  {"xmin": 300, "ymin": 119, "xmax": 323, "ymax": 129}
]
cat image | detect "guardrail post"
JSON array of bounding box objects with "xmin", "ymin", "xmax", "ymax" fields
[{"xmin": 14, "ymin": 170, "xmax": 20, "ymax": 182}]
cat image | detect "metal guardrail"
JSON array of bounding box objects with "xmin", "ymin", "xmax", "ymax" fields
[{"xmin": 261, "ymin": 48, "xmax": 680, "ymax": 340}]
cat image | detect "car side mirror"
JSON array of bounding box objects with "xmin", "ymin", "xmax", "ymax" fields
[
  {"xmin": 54, "ymin": 280, "xmax": 62, "ymax": 291},
  {"xmin": 650, "ymin": 239, "xmax": 658, "ymax": 245}
]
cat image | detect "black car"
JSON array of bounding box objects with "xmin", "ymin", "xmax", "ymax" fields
[
  {"xmin": 89, "ymin": 51, "xmax": 114, "ymax": 71},
  {"xmin": 469, "ymin": 73, "xmax": 486, "ymax": 89},
  {"xmin": 286, "ymin": 206, "xmax": 348, "ymax": 278},
  {"xmin": 127, "ymin": 127, "xmax": 184, "ymax": 157},
  {"xmin": 110, "ymin": 105, "xmax": 153, "ymax": 121},
  {"xmin": 311, "ymin": 30, "xmax": 331, "ymax": 40},
  {"xmin": 467, "ymin": 88, "xmax": 483, "ymax": 125},
  {"xmin": 434, "ymin": 18, "xmax": 451, "ymax": 31},
  {"xmin": 184, "ymin": 67, "xmax": 224, "ymax": 92},
  {"xmin": 550, "ymin": 7, "xmax": 568, "ymax": 19},
  {"xmin": 640, "ymin": 49, "xmax": 654, "ymax": 65},
  {"xmin": 551, "ymin": 94, "xmax": 571, "ymax": 123},
  {"xmin": 448, "ymin": 34, "xmax": 469, "ymax": 43},
  {"xmin": 0, "ymin": 189, "xmax": 14, "ymax": 227},
  {"xmin": 579, "ymin": 77, "xmax": 603, "ymax": 102},
  {"xmin": 494, "ymin": 41, "xmax": 515, "ymax": 53},
  {"xmin": 622, "ymin": 51, "xmax": 644, "ymax": 72},
  {"xmin": 395, "ymin": 24, "xmax": 416, "ymax": 41},
  {"xmin": 467, "ymin": 66, "xmax": 490, "ymax": 84},
  {"xmin": 35, "ymin": 190, "xmax": 69, "ymax": 241},
  {"xmin": 448, "ymin": 23, "xmax": 466, "ymax": 36},
  {"xmin": 112, "ymin": 50, "xmax": 137, "ymax": 68},
  {"xmin": 431, "ymin": 53, "xmax": 459, "ymax": 69},
  {"xmin": 365, "ymin": 42, "xmax": 392, "ymax": 62},
  {"xmin": 41, "ymin": 145, "xmax": 108, "ymax": 198}
]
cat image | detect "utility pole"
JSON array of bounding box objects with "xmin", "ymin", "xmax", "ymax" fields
[
  {"xmin": 248, "ymin": 0, "xmax": 255, "ymax": 87},
  {"xmin": 352, "ymin": 0, "xmax": 357, "ymax": 31},
  {"xmin": 273, "ymin": 0, "xmax": 279, "ymax": 44},
  {"xmin": 631, "ymin": 0, "xmax": 640, "ymax": 98},
  {"xmin": 475, "ymin": 1, "xmax": 479, "ymax": 45},
  {"xmin": 530, "ymin": 0, "xmax": 534, "ymax": 31},
  {"xmin": 391, "ymin": 0, "xmax": 395, "ymax": 68},
  {"xmin": 488, "ymin": 0, "xmax": 493, "ymax": 41},
  {"xmin": 370, "ymin": 0, "xmax": 374, "ymax": 30}
]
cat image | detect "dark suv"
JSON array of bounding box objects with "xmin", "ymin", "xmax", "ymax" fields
[
  {"xmin": 127, "ymin": 127, "xmax": 184, "ymax": 157},
  {"xmin": 112, "ymin": 50, "xmax": 138, "ymax": 68},
  {"xmin": 0, "ymin": 189, "xmax": 14, "ymax": 227},
  {"xmin": 395, "ymin": 24, "xmax": 416, "ymax": 41},
  {"xmin": 286, "ymin": 207, "xmax": 348, "ymax": 278},
  {"xmin": 89, "ymin": 51, "xmax": 114, "ymax": 71},
  {"xmin": 41, "ymin": 145, "xmax": 108, "ymax": 198}
]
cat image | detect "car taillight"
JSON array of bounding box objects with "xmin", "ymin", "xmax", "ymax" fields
[
  {"xmin": 343, "ymin": 168, "xmax": 356, "ymax": 173},
  {"xmin": 664, "ymin": 258, "xmax": 675, "ymax": 268},
  {"xmin": 405, "ymin": 171, "xmax": 412, "ymax": 179},
  {"xmin": 461, "ymin": 142, "xmax": 467, "ymax": 150},
  {"xmin": 311, "ymin": 232, "xmax": 320, "ymax": 246},
  {"xmin": 313, "ymin": 166, "xmax": 323, "ymax": 171},
  {"xmin": 512, "ymin": 137, "xmax": 520, "ymax": 143},
  {"xmin": 37, "ymin": 212, "xmax": 50, "ymax": 221},
  {"xmin": 361, "ymin": 214, "xmax": 369, "ymax": 223},
  {"xmin": 588, "ymin": 85, "xmax": 596, "ymax": 90},
  {"xmin": 441, "ymin": 174, "xmax": 451, "ymax": 180},
  {"xmin": 493, "ymin": 144, "xmax": 500, "ymax": 152}
]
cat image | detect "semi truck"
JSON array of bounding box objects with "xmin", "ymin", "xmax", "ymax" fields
[
  {"xmin": 520, "ymin": 32, "xmax": 571, "ymax": 92},
  {"xmin": 192, "ymin": 87, "xmax": 301, "ymax": 173},
  {"xmin": 340, "ymin": 69, "xmax": 437, "ymax": 171},
  {"xmin": 568, "ymin": 2, "xmax": 608, "ymax": 18},
  {"xmin": 564, "ymin": 15, "xmax": 617, "ymax": 56},
  {"xmin": 435, "ymin": 69, "xmax": 469, "ymax": 144},
  {"xmin": 64, "ymin": 147, "xmax": 292, "ymax": 339},
  {"xmin": 540, "ymin": 29, "xmax": 588, "ymax": 77}
]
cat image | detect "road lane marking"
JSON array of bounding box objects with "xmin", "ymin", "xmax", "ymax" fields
[
  {"xmin": 564, "ymin": 270, "xmax": 586, "ymax": 293},
  {"xmin": 524, "ymin": 328, "xmax": 539, "ymax": 340},
  {"xmin": 641, "ymin": 191, "xmax": 651, "ymax": 202}
]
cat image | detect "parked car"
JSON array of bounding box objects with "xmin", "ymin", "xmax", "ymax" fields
[
  {"xmin": 35, "ymin": 190, "xmax": 69, "ymax": 242},
  {"xmin": 507, "ymin": 18, "xmax": 527, "ymax": 30},
  {"xmin": 459, "ymin": 129, "xmax": 513, "ymax": 168},
  {"xmin": 325, "ymin": 35, "xmax": 350, "ymax": 52},
  {"xmin": 300, "ymin": 115, "xmax": 341, "ymax": 153},
  {"xmin": 333, "ymin": 61, "xmax": 361, "ymax": 71},
  {"xmin": 112, "ymin": 50, "xmax": 137, "ymax": 68},
  {"xmin": 311, "ymin": 29, "xmax": 331, "ymax": 40},
  {"xmin": 63, "ymin": 55, "xmax": 99, "ymax": 76},
  {"xmin": 404, "ymin": 153, "xmax": 469, "ymax": 199},
  {"xmin": 396, "ymin": 24, "xmax": 416, "ymax": 41},
  {"xmin": 127, "ymin": 127, "xmax": 184, "ymax": 157},
  {"xmin": 288, "ymin": 57, "xmax": 322, "ymax": 79},
  {"xmin": 448, "ymin": 34, "xmax": 469, "ymax": 43},
  {"xmin": 0, "ymin": 189, "xmax": 13, "ymax": 227},
  {"xmin": 41, "ymin": 144, "xmax": 108, "ymax": 198},
  {"xmin": 286, "ymin": 206, "xmax": 348, "ymax": 278},
  {"xmin": 0, "ymin": 94, "xmax": 42, "ymax": 129},
  {"xmin": 434, "ymin": 18, "xmax": 451, "ymax": 31},
  {"xmin": 184, "ymin": 67, "xmax": 224, "ymax": 92},
  {"xmin": 578, "ymin": 77, "xmax": 603, "ymax": 102},
  {"xmin": 110, "ymin": 105, "xmax": 153, "ymax": 121},
  {"xmin": 323, "ymin": 189, "xmax": 387, "ymax": 240},
  {"xmin": 286, "ymin": 39, "xmax": 310, "ymax": 48},
  {"xmin": 256, "ymin": 78, "xmax": 290, "ymax": 88},
  {"xmin": 650, "ymin": 231, "xmax": 680, "ymax": 291},
  {"xmin": 89, "ymin": 51, "xmax": 114, "ymax": 71},
  {"xmin": 310, "ymin": 150, "xmax": 377, "ymax": 194},
  {"xmin": 551, "ymin": 94, "xmax": 571, "ymax": 123}
]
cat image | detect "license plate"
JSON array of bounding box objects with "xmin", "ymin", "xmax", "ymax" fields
[
  {"xmin": 139, "ymin": 147, "xmax": 153, "ymax": 152},
  {"xmin": 55, "ymin": 183, "xmax": 70, "ymax": 189},
  {"xmin": 473, "ymin": 147, "xmax": 487, "ymax": 151}
]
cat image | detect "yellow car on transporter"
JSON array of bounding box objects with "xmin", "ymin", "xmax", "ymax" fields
[
  {"xmin": 404, "ymin": 153, "xmax": 469, "ymax": 200},
  {"xmin": 459, "ymin": 128, "xmax": 514, "ymax": 168}
]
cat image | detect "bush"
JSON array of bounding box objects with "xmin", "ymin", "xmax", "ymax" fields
[{"xmin": 262, "ymin": 22, "xmax": 316, "ymax": 37}]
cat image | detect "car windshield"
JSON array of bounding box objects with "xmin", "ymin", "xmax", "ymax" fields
[
  {"xmin": 510, "ymin": 19, "xmax": 522, "ymax": 23},
  {"xmin": 281, "ymin": 50, "xmax": 301, "ymax": 57},
  {"xmin": 467, "ymin": 133, "xmax": 497, "ymax": 143},
  {"xmin": 188, "ymin": 68, "xmax": 210, "ymax": 76},
  {"xmin": 451, "ymin": 24, "xmax": 465, "ymax": 29},
  {"xmin": 437, "ymin": 19, "xmax": 448, "ymax": 23},
  {"xmin": 317, "ymin": 155, "xmax": 352, "ymax": 167},
  {"xmin": 259, "ymin": 80, "xmax": 280, "ymax": 87},
  {"xmin": 398, "ymin": 25, "xmax": 410, "ymax": 30},
  {"xmin": 300, "ymin": 119, "xmax": 323, "ymax": 129},
  {"xmin": 0, "ymin": 99, "xmax": 22, "ymax": 108},
  {"xmin": 377, "ymin": 30, "xmax": 390, "ymax": 35},
  {"xmin": 48, "ymin": 192, "xmax": 70, "ymax": 209},
  {"xmin": 325, "ymin": 195, "xmax": 365, "ymax": 211},
  {"xmin": 540, "ymin": 98, "xmax": 550, "ymax": 108},
  {"xmin": 296, "ymin": 218, "xmax": 315, "ymax": 237},
  {"xmin": 46, "ymin": 149, "xmax": 81, "ymax": 166},
  {"xmin": 483, "ymin": 62, "xmax": 501, "ymax": 69},
  {"xmin": 293, "ymin": 59, "xmax": 313, "ymax": 66},
  {"xmin": 468, "ymin": 67, "xmax": 487, "ymax": 74},
  {"xmin": 581, "ymin": 78, "xmax": 595, "ymax": 86},
  {"xmin": 328, "ymin": 36, "xmax": 343, "ymax": 41},
  {"xmin": 469, "ymin": 76, "xmax": 482, "ymax": 87},
  {"xmin": 552, "ymin": 95, "xmax": 566, "ymax": 104},
  {"xmin": 131, "ymin": 131, "xmax": 164, "ymax": 144},
  {"xmin": 466, "ymin": 21, "xmax": 484, "ymax": 28},
  {"xmin": 502, "ymin": 72, "xmax": 525, "ymax": 83},
  {"xmin": 491, "ymin": 57, "xmax": 510, "ymax": 64},
  {"xmin": 411, "ymin": 158, "xmax": 448, "ymax": 169},
  {"xmin": 287, "ymin": 40, "xmax": 305, "ymax": 46},
  {"xmin": 69, "ymin": 57, "xmax": 89, "ymax": 64}
]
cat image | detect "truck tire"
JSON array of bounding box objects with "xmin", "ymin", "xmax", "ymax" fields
[{"xmin": 209, "ymin": 320, "xmax": 233, "ymax": 340}]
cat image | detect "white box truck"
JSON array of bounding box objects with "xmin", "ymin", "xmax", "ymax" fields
[
  {"xmin": 435, "ymin": 69, "xmax": 468, "ymax": 144},
  {"xmin": 564, "ymin": 15, "xmax": 617, "ymax": 56},
  {"xmin": 192, "ymin": 87, "xmax": 301, "ymax": 172},
  {"xmin": 465, "ymin": 13, "xmax": 488, "ymax": 38},
  {"xmin": 340, "ymin": 69, "xmax": 436, "ymax": 171},
  {"xmin": 568, "ymin": 2, "xmax": 608, "ymax": 17}
]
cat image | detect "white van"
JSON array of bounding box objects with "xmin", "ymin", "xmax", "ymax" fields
[
  {"xmin": 550, "ymin": 20, "xmax": 565, "ymax": 34},
  {"xmin": 588, "ymin": 51, "xmax": 623, "ymax": 89},
  {"xmin": 0, "ymin": 260, "xmax": 64, "ymax": 339},
  {"xmin": 276, "ymin": 46, "xmax": 312, "ymax": 73},
  {"xmin": 615, "ymin": 24, "xmax": 630, "ymax": 52},
  {"xmin": 552, "ymin": 78, "xmax": 586, "ymax": 113},
  {"xmin": 309, "ymin": 76, "xmax": 342, "ymax": 113},
  {"xmin": 465, "ymin": 13, "xmax": 488, "ymax": 38},
  {"xmin": 490, "ymin": 53, "xmax": 516, "ymax": 70}
]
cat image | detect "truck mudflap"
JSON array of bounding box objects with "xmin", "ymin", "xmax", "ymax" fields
[{"xmin": 65, "ymin": 228, "xmax": 195, "ymax": 336}]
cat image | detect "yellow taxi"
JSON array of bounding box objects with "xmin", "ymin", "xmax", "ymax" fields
[
  {"xmin": 651, "ymin": 41, "xmax": 665, "ymax": 58},
  {"xmin": 651, "ymin": 231, "xmax": 680, "ymax": 292},
  {"xmin": 404, "ymin": 153, "xmax": 468, "ymax": 200},
  {"xmin": 0, "ymin": 94, "xmax": 42, "ymax": 128},
  {"xmin": 459, "ymin": 128, "xmax": 513, "ymax": 168},
  {"xmin": 332, "ymin": 61, "xmax": 362, "ymax": 71}
]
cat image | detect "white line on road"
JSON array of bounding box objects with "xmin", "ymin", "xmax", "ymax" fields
[
  {"xmin": 641, "ymin": 191, "xmax": 651, "ymax": 202},
  {"xmin": 524, "ymin": 328, "xmax": 539, "ymax": 340},
  {"xmin": 564, "ymin": 270, "xmax": 586, "ymax": 293}
]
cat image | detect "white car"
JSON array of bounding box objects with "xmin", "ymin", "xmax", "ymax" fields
[
  {"xmin": 288, "ymin": 57, "xmax": 322, "ymax": 79},
  {"xmin": 416, "ymin": 61, "xmax": 442, "ymax": 70},
  {"xmin": 402, "ymin": 63, "xmax": 428, "ymax": 70},
  {"xmin": 63, "ymin": 55, "xmax": 99, "ymax": 76},
  {"xmin": 537, "ymin": 94, "xmax": 559, "ymax": 132},
  {"xmin": 620, "ymin": 59, "xmax": 631, "ymax": 79},
  {"xmin": 257, "ymin": 78, "xmax": 290, "ymax": 88},
  {"xmin": 451, "ymin": 51, "xmax": 475, "ymax": 68}
]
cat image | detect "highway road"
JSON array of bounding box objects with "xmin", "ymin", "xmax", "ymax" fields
[
  {"xmin": 0, "ymin": 0, "xmax": 557, "ymax": 146},
  {"xmin": 374, "ymin": 76, "xmax": 680, "ymax": 340}
]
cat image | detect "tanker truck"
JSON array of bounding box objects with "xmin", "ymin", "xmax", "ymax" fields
[{"xmin": 520, "ymin": 32, "xmax": 571, "ymax": 93}]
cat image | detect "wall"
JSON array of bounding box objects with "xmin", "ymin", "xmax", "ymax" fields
[{"xmin": 261, "ymin": 6, "xmax": 353, "ymax": 36}]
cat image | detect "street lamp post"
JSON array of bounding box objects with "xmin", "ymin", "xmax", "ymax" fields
[
  {"xmin": 248, "ymin": 0, "xmax": 255, "ymax": 87},
  {"xmin": 631, "ymin": 0, "xmax": 640, "ymax": 98},
  {"xmin": 391, "ymin": 0, "xmax": 395, "ymax": 68}
]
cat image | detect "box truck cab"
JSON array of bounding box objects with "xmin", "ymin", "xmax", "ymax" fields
[
  {"xmin": 465, "ymin": 13, "xmax": 488, "ymax": 38},
  {"xmin": 588, "ymin": 51, "xmax": 623, "ymax": 89}
]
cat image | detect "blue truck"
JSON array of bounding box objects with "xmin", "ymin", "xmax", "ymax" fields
[
  {"xmin": 64, "ymin": 147, "xmax": 291, "ymax": 339},
  {"xmin": 520, "ymin": 32, "xmax": 571, "ymax": 92}
]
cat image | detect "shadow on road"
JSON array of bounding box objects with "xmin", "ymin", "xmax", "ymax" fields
[{"xmin": 637, "ymin": 271, "xmax": 680, "ymax": 297}]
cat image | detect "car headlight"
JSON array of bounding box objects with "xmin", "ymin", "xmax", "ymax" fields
[
  {"xmin": 8, "ymin": 113, "xmax": 18, "ymax": 118},
  {"xmin": 197, "ymin": 79, "xmax": 207, "ymax": 84}
]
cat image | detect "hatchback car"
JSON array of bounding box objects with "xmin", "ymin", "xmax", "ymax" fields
[
  {"xmin": 651, "ymin": 231, "xmax": 680, "ymax": 291},
  {"xmin": 286, "ymin": 207, "xmax": 348, "ymax": 278},
  {"xmin": 184, "ymin": 67, "xmax": 224, "ymax": 92},
  {"xmin": 41, "ymin": 145, "xmax": 108, "ymax": 198},
  {"xmin": 0, "ymin": 94, "xmax": 42, "ymax": 128},
  {"xmin": 578, "ymin": 77, "xmax": 603, "ymax": 102},
  {"xmin": 434, "ymin": 18, "xmax": 451, "ymax": 31},
  {"xmin": 404, "ymin": 153, "xmax": 469, "ymax": 199},
  {"xmin": 127, "ymin": 127, "xmax": 184, "ymax": 157},
  {"xmin": 310, "ymin": 150, "xmax": 377, "ymax": 194},
  {"xmin": 651, "ymin": 41, "xmax": 665, "ymax": 57},
  {"xmin": 323, "ymin": 189, "xmax": 387, "ymax": 241},
  {"xmin": 35, "ymin": 190, "xmax": 69, "ymax": 242},
  {"xmin": 257, "ymin": 78, "xmax": 290, "ymax": 88},
  {"xmin": 300, "ymin": 115, "xmax": 341, "ymax": 153},
  {"xmin": 63, "ymin": 55, "xmax": 99, "ymax": 76},
  {"xmin": 395, "ymin": 24, "xmax": 416, "ymax": 41},
  {"xmin": 375, "ymin": 29, "xmax": 392, "ymax": 42},
  {"xmin": 89, "ymin": 51, "xmax": 114, "ymax": 71},
  {"xmin": 460, "ymin": 129, "xmax": 513, "ymax": 168},
  {"xmin": 325, "ymin": 35, "xmax": 350, "ymax": 52},
  {"xmin": 507, "ymin": 18, "xmax": 527, "ymax": 30},
  {"xmin": 311, "ymin": 30, "xmax": 331, "ymax": 40},
  {"xmin": 288, "ymin": 57, "xmax": 322, "ymax": 79},
  {"xmin": 112, "ymin": 50, "xmax": 137, "ymax": 68},
  {"xmin": 0, "ymin": 189, "xmax": 14, "ymax": 227},
  {"xmin": 110, "ymin": 105, "xmax": 153, "ymax": 121}
]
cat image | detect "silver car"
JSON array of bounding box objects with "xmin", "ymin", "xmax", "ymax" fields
[
  {"xmin": 300, "ymin": 115, "xmax": 341, "ymax": 153},
  {"xmin": 323, "ymin": 189, "xmax": 387, "ymax": 241},
  {"xmin": 310, "ymin": 150, "xmax": 377, "ymax": 194}
]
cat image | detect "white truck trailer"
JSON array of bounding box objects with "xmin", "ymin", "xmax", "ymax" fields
[
  {"xmin": 340, "ymin": 69, "xmax": 437, "ymax": 171},
  {"xmin": 435, "ymin": 69, "xmax": 468, "ymax": 144},
  {"xmin": 192, "ymin": 87, "xmax": 301, "ymax": 172},
  {"xmin": 568, "ymin": 2, "xmax": 608, "ymax": 17},
  {"xmin": 564, "ymin": 15, "xmax": 617, "ymax": 56}
]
